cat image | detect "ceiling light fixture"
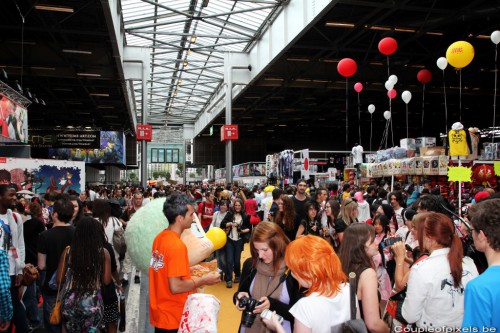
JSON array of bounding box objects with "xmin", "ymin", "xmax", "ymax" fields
[
  {"xmin": 287, "ymin": 58, "xmax": 310, "ymax": 62},
  {"xmin": 366, "ymin": 25, "xmax": 392, "ymax": 31},
  {"xmin": 183, "ymin": 61, "xmax": 188, "ymax": 67},
  {"xmin": 395, "ymin": 27, "xmax": 417, "ymax": 33},
  {"xmin": 63, "ymin": 49, "xmax": 92, "ymax": 55},
  {"xmin": 77, "ymin": 72, "xmax": 101, "ymax": 77},
  {"xmin": 190, "ymin": 35, "xmax": 197, "ymax": 43},
  {"xmin": 425, "ymin": 31, "xmax": 443, "ymax": 36},
  {"xmin": 31, "ymin": 66, "xmax": 56, "ymax": 70},
  {"xmin": 89, "ymin": 93, "xmax": 110, "ymax": 97},
  {"xmin": 325, "ymin": 22, "xmax": 355, "ymax": 28},
  {"xmin": 35, "ymin": 4, "xmax": 74, "ymax": 13}
]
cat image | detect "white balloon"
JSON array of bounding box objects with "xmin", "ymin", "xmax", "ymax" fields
[
  {"xmin": 383, "ymin": 111, "xmax": 391, "ymax": 120},
  {"xmin": 436, "ymin": 57, "xmax": 448, "ymax": 70},
  {"xmin": 491, "ymin": 30, "xmax": 500, "ymax": 45},
  {"xmin": 385, "ymin": 80, "xmax": 394, "ymax": 91},
  {"xmin": 368, "ymin": 104, "xmax": 375, "ymax": 114},
  {"xmin": 388, "ymin": 75, "xmax": 398, "ymax": 85},
  {"xmin": 401, "ymin": 90, "xmax": 412, "ymax": 104}
]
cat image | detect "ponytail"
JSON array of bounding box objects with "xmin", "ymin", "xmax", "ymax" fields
[{"xmin": 448, "ymin": 234, "xmax": 464, "ymax": 288}]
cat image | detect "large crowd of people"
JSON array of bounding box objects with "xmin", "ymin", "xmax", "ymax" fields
[{"xmin": 0, "ymin": 179, "xmax": 498, "ymax": 333}]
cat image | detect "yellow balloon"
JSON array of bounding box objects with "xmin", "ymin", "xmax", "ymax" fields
[
  {"xmin": 205, "ymin": 227, "xmax": 227, "ymax": 250},
  {"xmin": 446, "ymin": 41, "xmax": 474, "ymax": 69}
]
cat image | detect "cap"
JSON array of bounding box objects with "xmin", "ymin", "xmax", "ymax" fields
[{"xmin": 475, "ymin": 191, "xmax": 490, "ymax": 203}]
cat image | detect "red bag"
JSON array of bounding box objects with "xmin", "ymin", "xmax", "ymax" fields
[{"xmin": 249, "ymin": 214, "xmax": 261, "ymax": 225}]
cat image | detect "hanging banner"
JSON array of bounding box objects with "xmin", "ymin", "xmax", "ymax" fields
[
  {"xmin": 0, "ymin": 93, "xmax": 28, "ymax": 144},
  {"xmin": 29, "ymin": 129, "xmax": 100, "ymax": 148}
]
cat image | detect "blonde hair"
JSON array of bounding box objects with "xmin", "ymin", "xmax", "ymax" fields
[
  {"xmin": 340, "ymin": 198, "xmax": 358, "ymax": 225},
  {"xmin": 285, "ymin": 235, "xmax": 346, "ymax": 297}
]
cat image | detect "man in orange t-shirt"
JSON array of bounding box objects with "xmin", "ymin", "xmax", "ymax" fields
[{"xmin": 149, "ymin": 193, "xmax": 220, "ymax": 333}]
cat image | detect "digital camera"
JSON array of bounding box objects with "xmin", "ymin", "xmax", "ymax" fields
[{"xmin": 238, "ymin": 296, "xmax": 263, "ymax": 327}]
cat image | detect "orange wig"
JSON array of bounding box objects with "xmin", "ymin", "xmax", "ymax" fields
[{"xmin": 285, "ymin": 235, "xmax": 346, "ymax": 297}]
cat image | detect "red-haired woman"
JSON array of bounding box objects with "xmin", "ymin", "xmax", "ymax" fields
[
  {"xmin": 274, "ymin": 196, "xmax": 296, "ymax": 241},
  {"xmin": 401, "ymin": 212, "xmax": 478, "ymax": 330},
  {"xmin": 234, "ymin": 222, "xmax": 300, "ymax": 333},
  {"xmin": 264, "ymin": 235, "xmax": 350, "ymax": 333}
]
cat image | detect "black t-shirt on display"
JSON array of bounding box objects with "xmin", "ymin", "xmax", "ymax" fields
[
  {"xmin": 37, "ymin": 225, "xmax": 75, "ymax": 295},
  {"xmin": 23, "ymin": 217, "xmax": 46, "ymax": 265}
]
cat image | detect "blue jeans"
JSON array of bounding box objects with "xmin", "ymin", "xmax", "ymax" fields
[
  {"xmin": 42, "ymin": 292, "xmax": 61, "ymax": 333},
  {"xmin": 216, "ymin": 248, "xmax": 226, "ymax": 275},
  {"xmin": 22, "ymin": 282, "xmax": 41, "ymax": 326},
  {"xmin": 225, "ymin": 238, "xmax": 243, "ymax": 282}
]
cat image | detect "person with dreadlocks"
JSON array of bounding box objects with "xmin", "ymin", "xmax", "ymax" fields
[{"xmin": 56, "ymin": 216, "xmax": 112, "ymax": 333}]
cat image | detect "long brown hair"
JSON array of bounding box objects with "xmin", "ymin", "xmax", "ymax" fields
[
  {"xmin": 338, "ymin": 223, "xmax": 375, "ymax": 276},
  {"xmin": 275, "ymin": 196, "xmax": 296, "ymax": 232},
  {"xmin": 250, "ymin": 222, "xmax": 290, "ymax": 276},
  {"xmin": 417, "ymin": 212, "xmax": 463, "ymax": 288},
  {"xmin": 326, "ymin": 199, "xmax": 340, "ymax": 229}
]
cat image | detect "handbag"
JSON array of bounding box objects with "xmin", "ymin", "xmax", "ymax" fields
[
  {"xmin": 249, "ymin": 214, "xmax": 261, "ymax": 225},
  {"xmin": 50, "ymin": 246, "xmax": 70, "ymax": 325},
  {"xmin": 22, "ymin": 263, "xmax": 39, "ymax": 286},
  {"xmin": 342, "ymin": 272, "xmax": 369, "ymax": 333},
  {"xmin": 112, "ymin": 218, "xmax": 127, "ymax": 256}
]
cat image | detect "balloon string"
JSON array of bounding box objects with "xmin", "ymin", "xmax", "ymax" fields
[
  {"xmin": 443, "ymin": 70, "xmax": 448, "ymax": 135},
  {"xmin": 386, "ymin": 55, "xmax": 390, "ymax": 77},
  {"xmin": 370, "ymin": 114, "xmax": 373, "ymax": 152},
  {"xmin": 459, "ymin": 69, "xmax": 462, "ymax": 123},
  {"xmin": 358, "ymin": 92, "xmax": 361, "ymax": 145},
  {"xmin": 422, "ymin": 84, "xmax": 425, "ymax": 136},
  {"xmin": 345, "ymin": 77, "xmax": 349, "ymax": 149},
  {"xmin": 493, "ymin": 44, "xmax": 498, "ymax": 143},
  {"xmin": 406, "ymin": 104, "xmax": 409, "ymax": 139},
  {"xmin": 390, "ymin": 117, "xmax": 394, "ymax": 147}
]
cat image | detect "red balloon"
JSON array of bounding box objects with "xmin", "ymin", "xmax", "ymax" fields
[
  {"xmin": 337, "ymin": 58, "xmax": 357, "ymax": 78},
  {"xmin": 387, "ymin": 89, "xmax": 397, "ymax": 99},
  {"xmin": 354, "ymin": 82, "xmax": 363, "ymax": 93},
  {"xmin": 417, "ymin": 69, "xmax": 432, "ymax": 84},
  {"xmin": 378, "ymin": 37, "xmax": 398, "ymax": 56}
]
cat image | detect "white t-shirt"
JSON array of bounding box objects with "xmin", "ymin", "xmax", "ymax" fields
[
  {"xmin": 289, "ymin": 284, "xmax": 351, "ymax": 333},
  {"xmin": 394, "ymin": 207, "xmax": 405, "ymax": 228},
  {"xmin": 102, "ymin": 217, "xmax": 122, "ymax": 248}
]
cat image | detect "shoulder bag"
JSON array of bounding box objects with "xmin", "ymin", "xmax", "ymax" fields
[
  {"xmin": 112, "ymin": 217, "xmax": 127, "ymax": 256},
  {"xmin": 342, "ymin": 272, "xmax": 369, "ymax": 333},
  {"xmin": 50, "ymin": 246, "xmax": 70, "ymax": 325}
]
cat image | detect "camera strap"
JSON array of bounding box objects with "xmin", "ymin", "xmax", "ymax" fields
[
  {"xmin": 236, "ymin": 267, "xmax": 290, "ymax": 298},
  {"xmin": 265, "ymin": 268, "xmax": 290, "ymax": 298}
]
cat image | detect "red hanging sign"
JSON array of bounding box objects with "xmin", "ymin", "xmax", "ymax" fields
[
  {"xmin": 221, "ymin": 125, "xmax": 239, "ymax": 142},
  {"xmin": 136, "ymin": 124, "xmax": 152, "ymax": 142}
]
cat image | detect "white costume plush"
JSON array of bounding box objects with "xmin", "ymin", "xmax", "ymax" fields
[{"xmin": 124, "ymin": 198, "xmax": 214, "ymax": 271}]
